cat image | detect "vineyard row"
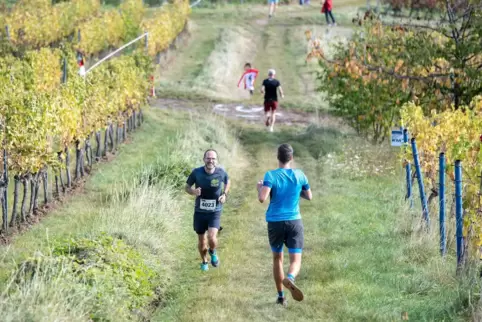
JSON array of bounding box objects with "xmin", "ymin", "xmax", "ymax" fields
[
  {"xmin": 0, "ymin": 0, "xmax": 191, "ymax": 57},
  {"xmin": 0, "ymin": 0, "xmax": 191, "ymax": 233}
]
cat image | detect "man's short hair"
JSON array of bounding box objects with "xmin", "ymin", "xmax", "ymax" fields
[
  {"xmin": 277, "ymin": 144, "xmax": 293, "ymax": 164},
  {"xmin": 203, "ymin": 149, "xmax": 218, "ymax": 159},
  {"xmin": 268, "ymin": 69, "xmax": 276, "ymax": 76},
  {"xmin": 245, "ymin": 62, "xmax": 251, "ymax": 68}
]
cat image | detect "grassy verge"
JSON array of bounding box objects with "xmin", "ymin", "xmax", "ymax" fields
[
  {"xmin": 153, "ymin": 121, "xmax": 475, "ymax": 321},
  {"xmin": 0, "ymin": 108, "xmax": 243, "ymax": 321}
]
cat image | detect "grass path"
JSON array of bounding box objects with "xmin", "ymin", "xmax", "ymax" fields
[
  {"xmin": 152, "ymin": 4, "xmax": 473, "ymax": 321},
  {"xmin": 155, "ymin": 3, "xmax": 356, "ymax": 111},
  {"xmin": 153, "ymin": 123, "xmax": 470, "ymax": 321}
]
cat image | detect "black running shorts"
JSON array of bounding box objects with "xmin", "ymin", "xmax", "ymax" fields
[
  {"xmin": 267, "ymin": 219, "xmax": 304, "ymax": 253},
  {"xmin": 193, "ymin": 211, "xmax": 221, "ymax": 235}
]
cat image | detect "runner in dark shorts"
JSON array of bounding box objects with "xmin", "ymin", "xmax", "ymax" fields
[
  {"xmin": 261, "ymin": 69, "xmax": 284, "ymax": 132},
  {"xmin": 257, "ymin": 143, "xmax": 312, "ymax": 307},
  {"xmin": 185, "ymin": 149, "xmax": 230, "ymax": 272}
]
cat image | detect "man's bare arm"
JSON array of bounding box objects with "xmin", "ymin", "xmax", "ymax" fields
[
  {"xmin": 260, "ymin": 85, "xmax": 265, "ymax": 94},
  {"xmin": 278, "ymin": 86, "xmax": 284, "ymax": 98},
  {"xmin": 257, "ymin": 179, "xmax": 271, "ymax": 203},
  {"xmin": 224, "ymin": 179, "xmax": 231, "ymax": 195},
  {"xmin": 300, "ymin": 189, "xmax": 312, "ymax": 200},
  {"xmin": 218, "ymin": 179, "xmax": 231, "ymax": 204},
  {"xmin": 185, "ymin": 184, "xmax": 201, "ymax": 196},
  {"xmin": 258, "ymin": 186, "xmax": 271, "ymax": 203}
]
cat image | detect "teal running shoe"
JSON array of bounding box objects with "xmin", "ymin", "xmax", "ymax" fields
[
  {"xmin": 209, "ymin": 249, "xmax": 219, "ymax": 267},
  {"xmin": 200, "ymin": 262, "xmax": 209, "ymax": 272}
]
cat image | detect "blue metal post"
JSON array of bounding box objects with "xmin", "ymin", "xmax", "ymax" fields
[
  {"xmin": 403, "ymin": 129, "xmax": 412, "ymax": 208},
  {"xmin": 5, "ymin": 25, "xmax": 10, "ymax": 41},
  {"xmin": 411, "ymin": 138, "xmax": 429, "ymax": 225},
  {"xmin": 439, "ymin": 153, "xmax": 446, "ymax": 256},
  {"xmin": 455, "ymin": 160, "xmax": 464, "ymax": 266}
]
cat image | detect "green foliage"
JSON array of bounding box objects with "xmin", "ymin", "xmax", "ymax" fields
[
  {"xmin": 0, "ymin": 0, "xmax": 101, "ymax": 48},
  {"xmin": 0, "ymin": 48, "xmax": 151, "ymax": 175},
  {"xmin": 138, "ymin": 159, "xmax": 192, "ymax": 189},
  {"xmin": 17, "ymin": 234, "xmax": 158, "ymax": 320},
  {"xmin": 319, "ymin": 6, "xmax": 482, "ymax": 143}
]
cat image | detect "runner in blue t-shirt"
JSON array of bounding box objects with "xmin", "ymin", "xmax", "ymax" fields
[
  {"xmin": 186, "ymin": 149, "xmax": 230, "ymax": 272},
  {"xmin": 257, "ymin": 143, "xmax": 312, "ymax": 307}
]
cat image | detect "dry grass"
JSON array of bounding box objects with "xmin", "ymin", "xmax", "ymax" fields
[{"xmin": 191, "ymin": 27, "xmax": 260, "ymax": 100}]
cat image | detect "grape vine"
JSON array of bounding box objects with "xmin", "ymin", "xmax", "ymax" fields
[{"xmin": 0, "ymin": 0, "xmax": 191, "ymax": 232}]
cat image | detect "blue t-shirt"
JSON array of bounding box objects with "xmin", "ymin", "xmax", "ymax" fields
[
  {"xmin": 186, "ymin": 166, "xmax": 229, "ymax": 213},
  {"xmin": 263, "ymin": 168, "xmax": 310, "ymax": 222}
]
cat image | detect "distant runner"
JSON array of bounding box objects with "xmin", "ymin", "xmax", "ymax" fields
[
  {"xmin": 185, "ymin": 149, "xmax": 230, "ymax": 272},
  {"xmin": 238, "ymin": 63, "xmax": 259, "ymax": 96},
  {"xmin": 260, "ymin": 69, "xmax": 284, "ymax": 132},
  {"xmin": 268, "ymin": 0, "xmax": 279, "ymax": 18},
  {"xmin": 321, "ymin": 0, "xmax": 336, "ymax": 26},
  {"xmin": 257, "ymin": 144, "xmax": 312, "ymax": 307}
]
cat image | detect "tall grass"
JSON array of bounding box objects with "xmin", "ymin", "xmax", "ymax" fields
[
  {"xmin": 0, "ymin": 259, "xmax": 95, "ymax": 322},
  {"xmin": 0, "ymin": 111, "xmax": 242, "ymax": 321}
]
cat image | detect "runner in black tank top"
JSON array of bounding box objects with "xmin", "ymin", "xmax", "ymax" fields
[{"xmin": 260, "ymin": 69, "xmax": 284, "ymax": 132}]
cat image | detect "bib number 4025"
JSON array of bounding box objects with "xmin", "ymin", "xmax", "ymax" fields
[{"xmin": 200, "ymin": 199, "xmax": 216, "ymax": 211}]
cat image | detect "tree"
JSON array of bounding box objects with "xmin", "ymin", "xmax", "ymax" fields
[{"xmin": 318, "ymin": 0, "xmax": 482, "ymax": 142}]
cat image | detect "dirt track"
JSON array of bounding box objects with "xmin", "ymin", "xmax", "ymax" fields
[{"xmin": 150, "ymin": 98, "xmax": 349, "ymax": 130}]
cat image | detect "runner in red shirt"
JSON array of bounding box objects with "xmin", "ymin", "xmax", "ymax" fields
[
  {"xmin": 238, "ymin": 63, "xmax": 259, "ymax": 96},
  {"xmin": 321, "ymin": 0, "xmax": 336, "ymax": 26}
]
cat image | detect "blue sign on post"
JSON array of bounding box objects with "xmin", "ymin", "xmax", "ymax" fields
[{"xmin": 391, "ymin": 129, "xmax": 404, "ymax": 146}]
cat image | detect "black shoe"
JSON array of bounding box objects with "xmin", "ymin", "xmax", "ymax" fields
[
  {"xmin": 249, "ymin": 90, "xmax": 254, "ymax": 95},
  {"xmin": 276, "ymin": 296, "xmax": 287, "ymax": 307},
  {"xmin": 283, "ymin": 277, "xmax": 304, "ymax": 302}
]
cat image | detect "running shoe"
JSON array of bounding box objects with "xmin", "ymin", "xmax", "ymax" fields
[
  {"xmin": 209, "ymin": 249, "xmax": 219, "ymax": 267},
  {"xmin": 283, "ymin": 277, "xmax": 304, "ymax": 301},
  {"xmin": 276, "ymin": 296, "xmax": 288, "ymax": 307},
  {"xmin": 200, "ymin": 262, "xmax": 209, "ymax": 272}
]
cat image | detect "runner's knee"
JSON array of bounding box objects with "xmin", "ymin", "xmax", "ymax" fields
[
  {"xmin": 272, "ymin": 252, "xmax": 283, "ymax": 261},
  {"xmin": 207, "ymin": 229, "xmax": 218, "ymax": 241},
  {"xmin": 208, "ymin": 232, "xmax": 217, "ymax": 242}
]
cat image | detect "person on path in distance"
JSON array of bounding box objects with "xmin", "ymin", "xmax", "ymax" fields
[
  {"xmin": 185, "ymin": 149, "xmax": 230, "ymax": 272},
  {"xmin": 256, "ymin": 144, "xmax": 312, "ymax": 307},
  {"xmin": 261, "ymin": 69, "xmax": 284, "ymax": 132},
  {"xmin": 321, "ymin": 0, "xmax": 336, "ymax": 26},
  {"xmin": 268, "ymin": 0, "xmax": 279, "ymax": 18},
  {"xmin": 238, "ymin": 63, "xmax": 259, "ymax": 96}
]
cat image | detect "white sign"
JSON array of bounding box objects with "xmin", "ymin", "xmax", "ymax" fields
[{"xmin": 391, "ymin": 130, "xmax": 403, "ymax": 146}]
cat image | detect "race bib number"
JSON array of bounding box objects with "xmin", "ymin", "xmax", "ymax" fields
[{"xmin": 200, "ymin": 199, "xmax": 216, "ymax": 211}]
